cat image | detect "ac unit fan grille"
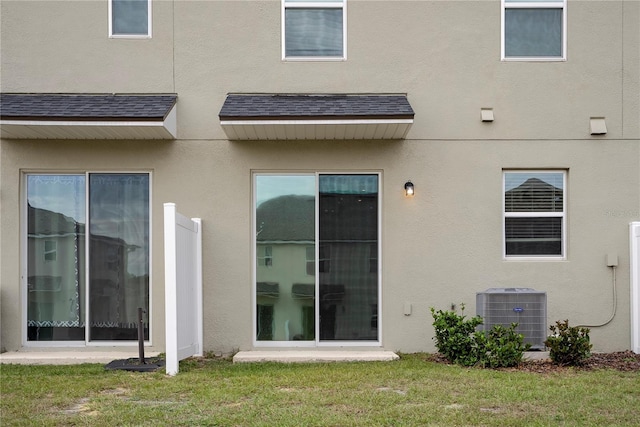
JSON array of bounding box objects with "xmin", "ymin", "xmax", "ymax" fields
[{"xmin": 476, "ymin": 288, "xmax": 547, "ymax": 350}]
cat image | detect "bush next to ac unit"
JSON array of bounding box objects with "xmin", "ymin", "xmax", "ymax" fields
[
  {"xmin": 544, "ymin": 320, "xmax": 592, "ymax": 366},
  {"xmin": 431, "ymin": 305, "xmax": 530, "ymax": 368}
]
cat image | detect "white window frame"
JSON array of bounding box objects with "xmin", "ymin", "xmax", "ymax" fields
[
  {"xmin": 501, "ymin": 0, "xmax": 567, "ymax": 61},
  {"xmin": 282, "ymin": 0, "xmax": 347, "ymax": 61},
  {"xmin": 503, "ymin": 170, "xmax": 567, "ymax": 260},
  {"xmin": 109, "ymin": 0, "xmax": 152, "ymax": 39},
  {"xmin": 21, "ymin": 171, "xmax": 153, "ymax": 347}
]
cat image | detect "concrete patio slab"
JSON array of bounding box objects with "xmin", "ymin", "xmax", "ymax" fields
[
  {"xmin": 233, "ymin": 350, "xmax": 400, "ymax": 363},
  {"xmin": 523, "ymin": 351, "xmax": 550, "ymax": 361},
  {"xmin": 0, "ymin": 350, "xmax": 160, "ymax": 365}
]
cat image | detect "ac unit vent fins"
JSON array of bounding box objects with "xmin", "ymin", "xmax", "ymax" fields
[{"xmin": 476, "ymin": 288, "xmax": 547, "ymax": 350}]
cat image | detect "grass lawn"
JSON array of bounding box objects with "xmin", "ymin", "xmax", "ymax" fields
[{"xmin": 1, "ymin": 353, "xmax": 639, "ymax": 426}]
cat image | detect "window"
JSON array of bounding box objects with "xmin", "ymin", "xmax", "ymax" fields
[
  {"xmin": 258, "ymin": 246, "xmax": 273, "ymax": 267},
  {"xmin": 44, "ymin": 240, "xmax": 57, "ymax": 262},
  {"xmin": 502, "ymin": 0, "xmax": 566, "ymax": 60},
  {"xmin": 503, "ymin": 171, "xmax": 566, "ymax": 258},
  {"xmin": 109, "ymin": 0, "xmax": 151, "ymax": 37},
  {"xmin": 255, "ymin": 173, "xmax": 379, "ymax": 344},
  {"xmin": 282, "ymin": 0, "xmax": 346, "ymax": 60},
  {"xmin": 25, "ymin": 173, "xmax": 150, "ymax": 342},
  {"xmin": 306, "ymin": 246, "xmax": 314, "ymax": 275}
]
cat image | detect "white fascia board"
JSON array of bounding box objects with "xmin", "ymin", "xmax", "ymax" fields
[{"xmin": 220, "ymin": 119, "xmax": 413, "ymax": 126}]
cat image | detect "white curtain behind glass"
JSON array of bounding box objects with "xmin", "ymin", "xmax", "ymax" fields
[
  {"xmin": 27, "ymin": 175, "xmax": 86, "ymax": 340},
  {"xmin": 89, "ymin": 174, "xmax": 149, "ymax": 338}
]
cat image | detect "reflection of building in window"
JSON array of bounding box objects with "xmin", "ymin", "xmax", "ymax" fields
[
  {"xmin": 26, "ymin": 173, "xmax": 150, "ymax": 342},
  {"xmin": 307, "ymin": 245, "xmax": 331, "ymax": 275},
  {"xmin": 306, "ymin": 246, "xmax": 314, "ymax": 275},
  {"xmin": 258, "ymin": 245, "xmax": 273, "ymax": 267},
  {"xmin": 44, "ymin": 240, "xmax": 57, "ymax": 262},
  {"xmin": 254, "ymin": 174, "xmax": 379, "ymax": 342},
  {"xmin": 504, "ymin": 171, "xmax": 565, "ymax": 258}
]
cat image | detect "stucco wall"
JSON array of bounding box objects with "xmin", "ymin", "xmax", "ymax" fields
[{"xmin": 1, "ymin": 1, "xmax": 638, "ymax": 353}]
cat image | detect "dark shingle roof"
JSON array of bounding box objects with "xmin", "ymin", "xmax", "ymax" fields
[
  {"xmin": 219, "ymin": 94, "xmax": 414, "ymax": 120},
  {"xmin": 0, "ymin": 93, "xmax": 177, "ymax": 121}
]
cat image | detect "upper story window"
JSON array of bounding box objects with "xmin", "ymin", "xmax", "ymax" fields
[
  {"xmin": 503, "ymin": 171, "xmax": 566, "ymax": 259},
  {"xmin": 502, "ymin": 0, "xmax": 566, "ymax": 61},
  {"xmin": 282, "ymin": 0, "xmax": 346, "ymax": 61},
  {"xmin": 109, "ymin": 0, "xmax": 151, "ymax": 38}
]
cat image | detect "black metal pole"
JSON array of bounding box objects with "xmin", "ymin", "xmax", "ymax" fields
[{"xmin": 138, "ymin": 307, "xmax": 146, "ymax": 364}]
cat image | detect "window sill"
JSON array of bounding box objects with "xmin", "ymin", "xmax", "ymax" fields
[
  {"xmin": 283, "ymin": 56, "xmax": 346, "ymax": 62},
  {"xmin": 503, "ymin": 256, "xmax": 567, "ymax": 262},
  {"xmin": 501, "ymin": 57, "xmax": 566, "ymax": 62},
  {"xmin": 109, "ymin": 34, "xmax": 152, "ymax": 39}
]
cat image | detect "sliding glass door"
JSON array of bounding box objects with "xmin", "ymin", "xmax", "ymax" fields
[
  {"xmin": 254, "ymin": 173, "xmax": 379, "ymax": 344},
  {"xmin": 25, "ymin": 173, "xmax": 150, "ymax": 343}
]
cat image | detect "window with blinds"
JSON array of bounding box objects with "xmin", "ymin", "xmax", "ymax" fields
[
  {"xmin": 502, "ymin": 0, "xmax": 566, "ymax": 61},
  {"xmin": 283, "ymin": 0, "xmax": 346, "ymax": 60},
  {"xmin": 503, "ymin": 171, "xmax": 566, "ymax": 258}
]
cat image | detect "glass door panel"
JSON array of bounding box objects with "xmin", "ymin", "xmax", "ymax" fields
[
  {"xmin": 88, "ymin": 174, "xmax": 150, "ymax": 341},
  {"xmin": 26, "ymin": 173, "xmax": 150, "ymax": 344},
  {"xmin": 255, "ymin": 175, "xmax": 316, "ymax": 342},
  {"xmin": 318, "ymin": 175, "xmax": 378, "ymax": 341},
  {"xmin": 254, "ymin": 173, "xmax": 380, "ymax": 344},
  {"xmin": 27, "ymin": 175, "xmax": 86, "ymax": 341}
]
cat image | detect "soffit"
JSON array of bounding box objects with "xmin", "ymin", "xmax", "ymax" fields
[
  {"xmin": 0, "ymin": 93, "xmax": 177, "ymax": 140},
  {"xmin": 219, "ymin": 94, "xmax": 414, "ymax": 141}
]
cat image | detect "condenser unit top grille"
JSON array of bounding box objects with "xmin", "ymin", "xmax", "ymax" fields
[{"xmin": 481, "ymin": 287, "xmax": 543, "ymax": 294}]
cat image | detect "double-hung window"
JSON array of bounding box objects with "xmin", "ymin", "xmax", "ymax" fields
[
  {"xmin": 282, "ymin": 0, "xmax": 346, "ymax": 60},
  {"xmin": 502, "ymin": 0, "xmax": 566, "ymax": 60},
  {"xmin": 109, "ymin": 0, "xmax": 151, "ymax": 38},
  {"xmin": 503, "ymin": 171, "xmax": 566, "ymax": 259}
]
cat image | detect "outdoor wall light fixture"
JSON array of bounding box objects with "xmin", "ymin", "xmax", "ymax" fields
[{"xmin": 404, "ymin": 181, "xmax": 415, "ymax": 197}]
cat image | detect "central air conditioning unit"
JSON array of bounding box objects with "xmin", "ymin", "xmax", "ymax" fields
[{"xmin": 476, "ymin": 288, "xmax": 547, "ymax": 350}]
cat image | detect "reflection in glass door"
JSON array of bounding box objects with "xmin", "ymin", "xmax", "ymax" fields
[
  {"xmin": 254, "ymin": 173, "xmax": 379, "ymax": 344},
  {"xmin": 26, "ymin": 173, "xmax": 149, "ymax": 343},
  {"xmin": 255, "ymin": 175, "xmax": 316, "ymax": 341}
]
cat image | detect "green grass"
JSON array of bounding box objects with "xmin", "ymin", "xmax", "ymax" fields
[{"xmin": 1, "ymin": 354, "xmax": 639, "ymax": 426}]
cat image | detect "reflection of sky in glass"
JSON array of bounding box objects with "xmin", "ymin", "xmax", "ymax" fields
[
  {"xmin": 27, "ymin": 175, "xmax": 85, "ymax": 223},
  {"xmin": 256, "ymin": 175, "xmax": 315, "ymax": 206},
  {"xmin": 505, "ymin": 172, "xmax": 563, "ymax": 191}
]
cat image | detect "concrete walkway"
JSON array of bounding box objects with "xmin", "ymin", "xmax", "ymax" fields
[{"xmin": 0, "ymin": 350, "xmax": 160, "ymax": 365}]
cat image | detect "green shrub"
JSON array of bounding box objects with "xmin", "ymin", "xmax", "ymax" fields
[
  {"xmin": 431, "ymin": 305, "xmax": 484, "ymax": 366},
  {"xmin": 482, "ymin": 323, "xmax": 530, "ymax": 368},
  {"xmin": 544, "ymin": 320, "xmax": 592, "ymax": 366},
  {"xmin": 431, "ymin": 305, "xmax": 530, "ymax": 368}
]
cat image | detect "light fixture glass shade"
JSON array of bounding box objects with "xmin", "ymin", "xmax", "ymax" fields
[{"xmin": 404, "ymin": 181, "xmax": 414, "ymax": 196}]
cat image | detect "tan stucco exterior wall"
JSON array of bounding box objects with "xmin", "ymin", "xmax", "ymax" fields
[{"xmin": 1, "ymin": 1, "xmax": 639, "ymax": 354}]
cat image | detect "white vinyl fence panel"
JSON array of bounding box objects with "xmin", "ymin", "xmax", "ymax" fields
[
  {"xmin": 631, "ymin": 222, "xmax": 640, "ymax": 354},
  {"xmin": 164, "ymin": 203, "xmax": 203, "ymax": 375}
]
